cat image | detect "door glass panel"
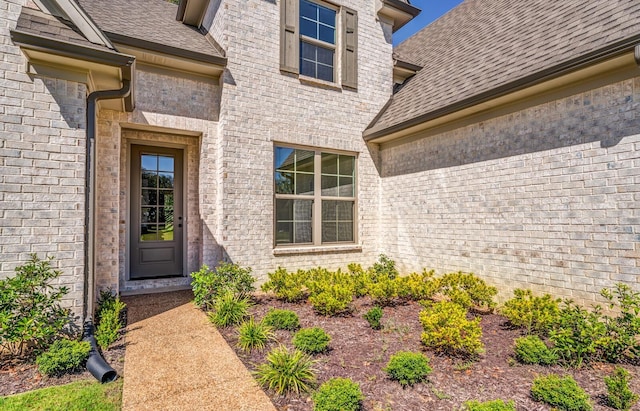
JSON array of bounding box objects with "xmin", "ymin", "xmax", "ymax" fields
[{"xmin": 139, "ymin": 152, "xmax": 175, "ymax": 242}]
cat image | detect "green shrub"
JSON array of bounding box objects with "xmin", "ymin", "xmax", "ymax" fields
[
  {"xmin": 604, "ymin": 367, "xmax": 638, "ymax": 410},
  {"xmin": 530, "ymin": 374, "xmax": 592, "ymax": 411},
  {"xmin": 437, "ymin": 272, "xmax": 497, "ymax": 311},
  {"xmin": 549, "ymin": 300, "xmax": 606, "ymax": 367},
  {"xmin": 363, "ymin": 306, "xmax": 383, "ymax": 330},
  {"xmin": 293, "ymin": 327, "xmax": 331, "ymax": 354},
  {"xmin": 397, "ymin": 270, "xmax": 439, "ymax": 301},
  {"xmin": 419, "ymin": 301, "xmax": 484, "ymax": 357},
  {"xmin": 191, "ymin": 263, "xmax": 255, "ymax": 309},
  {"xmin": 347, "ymin": 263, "xmax": 370, "ymax": 298},
  {"xmin": 208, "ymin": 292, "xmax": 251, "ymax": 328},
  {"xmin": 514, "ymin": 335, "xmax": 558, "ymax": 365},
  {"xmin": 308, "ymin": 284, "xmax": 353, "ymax": 316},
  {"xmin": 369, "ymin": 254, "xmax": 398, "ymax": 281},
  {"xmin": 36, "ymin": 339, "xmax": 91, "ymax": 376},
  {"xmin": 463, "ymin": 399, "xmax": 516, "ymax": 411},
  {"xmin": 95, "ymin": 296, "xmax": 126, "ymax": 351},
  {"xmin": 261, "ymin": 267, "xmax": 308, "ymax": 303},
  {"xmin": 254, "ymin": 345, "xmax": 317, "ymax": 395},
  {"xmin": 384, "ymin": 351, "xmax": 432, "ymax": 387},
  {"xmin": 0, "ymin": 254, "xmax": 70, "ymax": 357},
  {"xmin": 599, "ymin": 284, "xmax": 640, "ymax": 362},
  {"xmin": 502, "ymin": 289, "xmax": 560, "ymax": 335},
  {"xmin": 313, "ymin": 377, "xmax": 363, "ymax": 411},
  {"xmin": 262, "ymin": 308, "xmax": 300, "ymax": 331},
  {"xmin": 367, "ymin": 275, "xmax": 401, "ymax": 306},
  {"xmin": 237, "ymin": 318, "xmax": 274, "ymax": 352}
]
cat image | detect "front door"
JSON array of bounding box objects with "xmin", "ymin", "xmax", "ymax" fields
[{"xmin": 130, "ymin": 145, "xmax": 184, "ymax": 279}]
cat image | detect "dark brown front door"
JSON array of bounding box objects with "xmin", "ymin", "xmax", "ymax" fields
[{"xmin": 130, "ymin": 145, "xmax": 184, "ymax": 279}]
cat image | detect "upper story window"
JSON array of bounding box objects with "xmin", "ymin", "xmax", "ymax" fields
[
  {"xmin": 299, "ymin": 0, "xmax": 336, "ymax": 82},
  {"xmin": 280, "ymin": 0, "xmax": 358, "ymax": 89}
]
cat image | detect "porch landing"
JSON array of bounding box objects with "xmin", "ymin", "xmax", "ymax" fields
[{"xmin": 121, "ymin": 290, "xmax": 276, "ymax": 411}]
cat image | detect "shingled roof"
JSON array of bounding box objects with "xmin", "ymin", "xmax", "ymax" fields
[
  {"xmin": 77, "ymin": 0, "xmax": 224, "ymax": 60},
  {"xmin": 15, "ymin": 5, "xmax": 110, "ymax": 51},
  {"xmin": 366, "ymin": 0, "xmax": 640, "ymax": 138}
]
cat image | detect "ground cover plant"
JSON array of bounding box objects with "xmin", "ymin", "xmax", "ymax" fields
[
  {"xmin": 35, "ymin": 339, "xmax": 91, "ymax": 377},
  {"xmin": 530, "ymin": 374, "xmax": 592, "ymax": 411},
  {"xmin": 262, "ymin": 308, "xmax": 300, "ymax": 330},
  {"xmin": 383, "ymin": 351, "xmax": 432, "ymax": 387},
  {"xmin": 211, "ymin": 258, "xmax": 640, "ymax": 410},
  {"xmin": 0, "ymin": 379, "xmax": 123, "ymax": 411},
  {"xmin": 313, "ymin": 377, "xmax": 363, "ymax": 411},
  {"xmin": 463, "ymin": 399, "xmax": 516, "ymax": 411},
  {"xmin": 513, "ymin": 335, "xmax": 557, "ymax": 365},
  {"xmin": 292, "ymin": 327, "xmax": 331, "ymax": 354}
]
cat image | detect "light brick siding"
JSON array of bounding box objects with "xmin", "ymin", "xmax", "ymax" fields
[
  {"xmin": 93, "ymin": 67, "xmax": 221, "ymax": 294},
  {"xmin": 0, "ymin": 0, "xmax": 86, "ymax": 317},
  {"xmin": 201, "ymin": 0, "xmax": 392, "ymax": 282},
  {"xmin": 379, "ymin": 76, "xmax": 640, "ymax": 305}
]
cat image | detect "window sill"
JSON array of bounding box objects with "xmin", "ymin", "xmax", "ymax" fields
[
  {"xmin": 299, "ymin": 75, "xmax": 343, "ymax": 92},
  {"xmin": 273, "ymin": 244, "xmax": 363, "ymax": 256}
]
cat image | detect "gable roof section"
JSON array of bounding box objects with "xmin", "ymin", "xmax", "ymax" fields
[
  {"xmin": 77, "ymin": 0, "xmax": 225, "ymax": 65},
  {"xmin": 366, "ymin": 0, "xmax": 640, "ymax": 140},
  {"xmin": 15, "ymin": 5, "xmax": 111, "ymax": 52}
]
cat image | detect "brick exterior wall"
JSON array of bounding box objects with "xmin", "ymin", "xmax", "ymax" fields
[
  {"xmin": 200, "ymin": 0, "xmax": 393, "ymax": 282},
  {"xmin": 93, "ymin": 67, "xmax": 221, "ymax": 294},
  {"xmin": 0, "ymin": 0, "xmax": 87, "ymax": 318},
  {"xmin": 379, "ymin": 76, "xmax": 640, "ymax": 305}
]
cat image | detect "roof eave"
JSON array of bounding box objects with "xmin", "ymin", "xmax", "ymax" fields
[
  {"xmin": 106, "ymin": 32, "xmax": 227, "ymax": 68},
  {"xmin": 365, "ymin": 34, "xmax": 640, "ymax": 142},
  {"xmin": 10, "ymin": 29, "xmax": 135, "ymax": 111},
  {"xmin": 378, "ymin": 0, "xmax": 421, "ymax": 33}
]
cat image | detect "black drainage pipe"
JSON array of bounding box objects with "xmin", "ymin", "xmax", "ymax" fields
[{"xmin": 83, "ymin": 319, "xmax": 118, "ymax": 383}]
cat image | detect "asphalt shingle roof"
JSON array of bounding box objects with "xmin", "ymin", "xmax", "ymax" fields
[
  {"xmin": 15, "ymin": 5, "xmax": 110, "ymax": 51},
  {"xmin": 369, "ymin": 0, "xmax": 640, "ymax": 135},
  {"xmin": 77, "ymin": 0, "xmax": 224, "ymax": 59}
]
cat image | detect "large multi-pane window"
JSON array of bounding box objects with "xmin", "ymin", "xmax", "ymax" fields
[
  {"xmin": 274, "ymin": 146, "xmax": 356, "ymax": 246},
  {"xmin": 299, "ymin": 0, "xmax": 336, "ymax": 82}
]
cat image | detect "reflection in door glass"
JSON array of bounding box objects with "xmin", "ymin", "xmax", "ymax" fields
[{"xmin": 140, "ymin": 153, "xmax": 175, "ymax": 242}]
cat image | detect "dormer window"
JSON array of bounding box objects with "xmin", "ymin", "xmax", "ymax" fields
[{"xmin": 300, "ymin": 0, "xmax": 336, "ymax": 82}]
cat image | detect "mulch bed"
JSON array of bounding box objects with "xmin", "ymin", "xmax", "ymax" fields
[
  {"xmin": 218, "ymin": 295, "xmax": 640, "ymax": 411},
  {"xmin": 0, "ymin": 324, "xmax": 127, "ymax": 397}
]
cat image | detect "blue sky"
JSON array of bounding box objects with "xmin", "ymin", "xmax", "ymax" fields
[{"xmin": 392, "ymin": 0, "xmax": 464, "ymax": 46}]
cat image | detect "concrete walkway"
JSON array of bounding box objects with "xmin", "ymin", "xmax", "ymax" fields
[{"xmin": 121, "ymin": 290, "xmax": 276, "ymax": 411}]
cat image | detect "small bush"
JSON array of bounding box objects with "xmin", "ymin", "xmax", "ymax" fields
[
  {"xmin": 254, "ymin": 345, "xmax": 317, "ymax": 395},
  {"xmin": 530, "ymin": 374, "xmax": 592, "ymax": 411},
  {"xmin": 370, "ymin": 254, "xmax": 398, "ymax": 281},
  {"xmin": 398, "ymin": 270, "xmax": 439, "ymax": 301},
  {"xmin": 261, "ymin": 268, "xmax": 308, "ymax": 303},
  {"xmin": 367, "ymin": 276, "xmax": 401, "ymax": 306},
  {"xmin": 463, "ymin": 399, "xmax": 516, "ymax": 411},
  {"xmin": 191, "ymin": 263, "xmax": 255, "ymax": 309},
  {"xmin": 262, "ymin": 308, "xmax": 300, "ymax": 331},
  {"xmin": 95, "ymin": 295, "xmax": 126, "ymax": 351},
  {"xmin": 605, "ymin": 367, "xmax": 638, "ymax": 410},
  {"xmin": 384, "ymin": 351, "xmax": 432, "ymax": 387},
  {"xmin": 502, "ymin": 289, "xmax": 560, "ymax": 335},
  {"xmin": 549, "ymin": 300, "xmax": 606, "ymax": 367},
  {"xmin": 0, "ymin": 254, "xmax": 70, "ymax": 357},
  {"xmin": 36, "ymin": 339, "xmax": 91, "ymax": 376},
  {"xmin": 293, "ymin": 327, "xmax": 331, "ymax": 354},
  {"xmin": 313, "ymin": 377, "xmax": 363, "ymax": 411},
  {"xmin": 308, "ymin": 284, "xmax": 353, "ymax": 316},
  {"xmin": 347, "ymin": 263, "xmax": 370, "ymax": 298},
  {"xmin": 514, "ymin": 335, "xmax": 558, "ymax": 365},
  {"xmin": 419, "ymin": 301, "xmax": 484, "ymax": 357},
  {"xmin": 437, "ymin": 272, "xmax": 497, "ymax": 311},
  {"xmin": 599, "ymin": 284, "xmax": 640, "ymax": 362},
  {"xmin": 363, "ymin": 306, "xmax": 383, "ymax": 330},
  {"xmin": 237, "ymin": 318, "xmax": 274, "ymax": 352},
  {"xmin": 208, "ymin": 292, "xmax": 251, "ymax": 328}
]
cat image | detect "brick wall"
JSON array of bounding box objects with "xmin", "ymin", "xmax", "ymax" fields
[
  {"xmin": 0, "ymin": 0, "xmax": 86, "ymax": 318},
  {"xmin": 200, "ymin": 0, "xmax": 393, "ymax": 282},
  {"xmin": 379, "ymin": 76, "xmax": 640, "ymax": 305},
  {"xmin": 93, "ymin": 66, "xmax": 221, "ymax": 294}
]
